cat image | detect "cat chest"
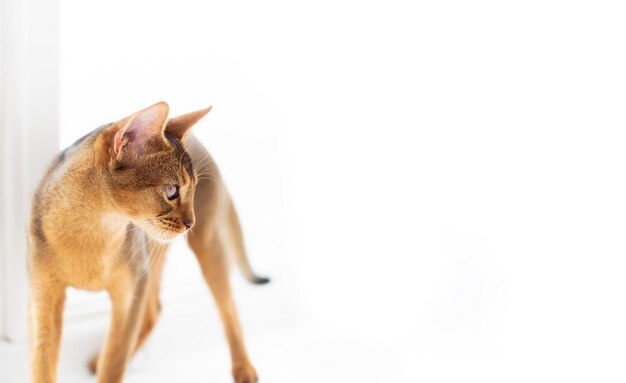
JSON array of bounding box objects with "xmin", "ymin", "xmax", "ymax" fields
[{"xmin": 57, "ymin": 238, "xmax": 127, "ymax": 291}]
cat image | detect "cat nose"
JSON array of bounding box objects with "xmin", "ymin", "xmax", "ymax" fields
[{"xmin": 183, "ymin": 217, "xmax": 195, "ymax": 229}]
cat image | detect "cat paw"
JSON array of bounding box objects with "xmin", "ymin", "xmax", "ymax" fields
[
  {"xmin": 88, "ymin": 354, "xmax": 99, "ymax": 374},
  {"xmin": 232, "ymin": 362, "xmax": 258, "ymax": 383}
]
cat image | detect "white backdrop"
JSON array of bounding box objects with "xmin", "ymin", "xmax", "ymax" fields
[
  {"xmin": 59, "ymin": 1, "xmax": 294, "ymax": 318},
  {"xmin": 56, "ymin": 0, "xmax": 626, "ymax": 382}
]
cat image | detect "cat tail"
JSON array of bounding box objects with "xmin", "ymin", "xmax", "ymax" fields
[{"xmin": 226, "ymin": 198, "xmax": 270, "ymax": 285}]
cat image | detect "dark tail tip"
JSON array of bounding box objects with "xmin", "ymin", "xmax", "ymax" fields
[{"xmin": 250, "ymin": 276, "xmax": 271, "ymax": 285}]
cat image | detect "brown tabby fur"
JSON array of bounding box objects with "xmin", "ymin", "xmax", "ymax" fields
[{"xmin": 27, "ymin": 102, "xmax": 268, "ymax": 383}]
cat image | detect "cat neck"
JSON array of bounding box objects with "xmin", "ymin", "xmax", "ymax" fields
[{"xmin": 51, "ymin": 141, "xmax": 132, "ymax": 240}]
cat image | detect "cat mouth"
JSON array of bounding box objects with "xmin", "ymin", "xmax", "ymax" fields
[
  {"xmin": 152, "ymin": 227, "xmax": 186, "ymax": 243},
  {"xmin": 137, "ymin": 221, "xmax": 186, "ymax": 243}
]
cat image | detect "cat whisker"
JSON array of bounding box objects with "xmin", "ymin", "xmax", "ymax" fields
[
  {"xmin": 137, "ymin": 233, "xmax": 163, "ymax": 281},
  {"xmin": 192, "ymin": 153, "xmax": 211, "ymax": 166},
  {"xmin": 150, "ymin": 241, "xmax": 167, "ymax": 280},
  {"xmin": 195, "ymin": 175, "xmax": 218, "ymax": 180},
  {"xmin": 194, "ymin": 171, "xmax": 219, "ymax": 180},
  {"xmin": 191, "ymin": 158, "xmax": 207, "ymax": 171},
  {"xmin": 124, "ymin": 224, "xmax": 146, "ymax": 234},
  {"xmin": 193, "ymin": 167, "xmax": 216, "ymax": 177},
  {"xmin": 194, "ymin": 171, "xmax": 217, "ymax": 179},
  {"xmin": 195, "ymin": 177, "xmax": 220, "ymax": 184},
  {"xmin": 123, "ymin": 232, "xmax": 153, "ymax": 274},
  {"xmin": 178, "ymin": 148, "xmax": 186, "ymax": 166},
  {"xmin": 126, "ymin": 218, "xmax": 158, "ymax": 231},
  {"xmin": 191, "ymin": 154, "xmax": 214, "ymax": 173}
]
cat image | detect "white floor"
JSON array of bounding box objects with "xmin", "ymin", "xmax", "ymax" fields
[
  {"xmin": 0, "ymin": 310, "xmax": 414, "ymax": 383},
  {"xmin": 6, "ymin": 247, "xmax": 625, "ymax": 383},
  {"xmin": 0, "ymin": 239, "xmax": 418, "ymax": 383},
  {"xmin": 4, "ymin": 296, "xmax": 626, "ymax": 383}
]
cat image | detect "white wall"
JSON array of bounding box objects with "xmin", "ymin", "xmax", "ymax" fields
[
  {"xmin": 1, "ymin": 0, "xmax": 59, "ymax": 341},
  {"xmin": 0, "ymin": 0, "xmax": 5, "ymax": 340}
]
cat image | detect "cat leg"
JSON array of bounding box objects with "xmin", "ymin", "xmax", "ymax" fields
[
  {"xmin": 189, "ymin": 232, "xmax": 258, "ymax": 383},
  {"xmin": 95, "ymin": 268, "xmax": 150, "ymax": 383},
  {"xmin": 29, "ymin": 265, "xmax": 66, "ymax": 383},
  {"xmin": 132, "ymin": 242, "xmax": 168, "ymax": 353},
  {"xmin": 132, "ymin": 284, "xmax": 160, "ymax": 352},
  {"xmin": 89, "ymin": 243, "xmax": 167, "ymax": 374}
]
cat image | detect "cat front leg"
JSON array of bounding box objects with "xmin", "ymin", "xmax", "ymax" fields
[
  {"xmin": 189, "ymin": 232, "xmax": 258, "ymax": 383},
  {"xmin": 96, "ymin": 267, "xmax": 150, "ymax": 383},
  {"xmin": 29, "ymin": 264, "xmax": 67, "ymax": 383}
]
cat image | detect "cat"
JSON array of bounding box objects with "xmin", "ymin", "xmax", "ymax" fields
[{"xmin": 27, "ymin": 101, "xmax": 268, "ymax": 383}]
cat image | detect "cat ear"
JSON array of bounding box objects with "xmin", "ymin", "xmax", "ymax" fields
[
  {"xmin": 113, "ymin": 101, "xmax": 169, "ymax": 161},
  {"xmin": 165, "ymin": 106, "xmax": 212, "ymax": 141}
]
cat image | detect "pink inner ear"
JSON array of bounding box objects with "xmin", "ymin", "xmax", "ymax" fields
[
  {"xmin": 127, "ymin": 107, "xmax": 165, "ymax": 139},
  {"xmin": 113, "ymin": 129, "xmax": 127, "ymax": 155},
  {"xmin": 114, "ymin": 102, "xmax": 170, "ymax": 158}
]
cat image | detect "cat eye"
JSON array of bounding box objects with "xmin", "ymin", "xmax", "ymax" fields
[{"xmin": 164, "ymin": 184, "xmax": 179, "ymax": 200}]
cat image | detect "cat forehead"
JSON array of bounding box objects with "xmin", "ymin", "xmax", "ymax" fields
[
  {"xmin": 169, "ymin": 135, "xmax": 194, "ymax": 170},
  {"xmin": 125, "ymin": 152, "xmax": 192, "ymax": 187},
  {"xmin": 111, "ymin": 134, "xmax": 194, "ymax": 188},
  {"xmin": 156, "ymin": 136, "xmax": 195, "ymax": 183}
]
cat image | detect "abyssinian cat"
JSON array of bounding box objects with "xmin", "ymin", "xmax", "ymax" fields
[{"xmin": 27, "ymin": 102, "xmax": 268, "ymax": 383}]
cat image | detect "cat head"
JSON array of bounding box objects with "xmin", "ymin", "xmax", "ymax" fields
[{"xmin": 102, "ymin": 101, "xmax": 210, "ymax": 241}]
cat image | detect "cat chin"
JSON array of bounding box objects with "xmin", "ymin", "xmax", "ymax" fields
[
  {"xmin": 138, "ymin": 225, "xmax": 182, "ymax": 243},
  {"xmin": 152, "ymin": 234, "xmax": 179, "ymax": 244},
  {"xmin": 144, "ymin": 229, "xmax": 181, "ymax": 243}
]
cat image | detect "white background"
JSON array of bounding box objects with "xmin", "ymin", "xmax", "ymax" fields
[{"xmin": 4, "ymin": 0, "xmax": 626, "ymax": 382}]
